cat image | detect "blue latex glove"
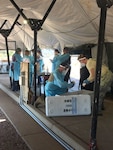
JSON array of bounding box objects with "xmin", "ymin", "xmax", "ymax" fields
[{"xmin": 82, "ymin": 79, "xmax": 90, "ymax": 87}]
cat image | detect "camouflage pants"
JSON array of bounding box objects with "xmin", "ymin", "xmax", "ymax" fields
[{"xmin": 99, "ymin": 71, "xmax": 113, "ymax": 111}]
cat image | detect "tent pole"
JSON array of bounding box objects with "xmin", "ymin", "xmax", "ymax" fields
[
  {"xmin": 0, "ymin": 20, "xmax": 7, "ymax": 30},
  {"xmin": 5, "ymin": 37, "xmax": 12, "ymax": 88},
  {"xmin": 90, "ymin": 6, "xmax": 107, "ymax": 150},
  {"xmin": 31, "ymin": 30, "xmax": 38, "ymax": 104},
  {"xmin": 0, "ymin": 14, "xmax": 20, "ymax": 88}
]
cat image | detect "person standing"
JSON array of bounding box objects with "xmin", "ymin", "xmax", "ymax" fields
[
  {"xmin": 9, "ymin": 48, "xmax": 22, "ymax": 91},
  {"xmin": 51, "ymin": 49, "xmax": 61, "ymax": 72},
  {"xmin": 55, "ymin": 47, "xmax": 71, "ymax": 82},
  {"xmin": 37, "ymin": 50, "xmax": 44, "ymax": 74}
]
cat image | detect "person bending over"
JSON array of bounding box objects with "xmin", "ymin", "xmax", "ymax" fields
[
  {"xmin": 45, "ymin": 63, "xmax": 75, "ymax": 96},
  {"xmin": 78, "ymin": 54, "xmax": 113, "ymax": 113}
]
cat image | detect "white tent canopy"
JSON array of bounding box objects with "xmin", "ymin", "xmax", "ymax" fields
[{"xmin": 0, "ymin": 0, "xmax": 113, "ymax": 52}]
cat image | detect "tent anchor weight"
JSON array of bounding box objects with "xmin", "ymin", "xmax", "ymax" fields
[
  {"xmin": 0, "ymin": 13, "xmax": 21, "ymax": 88},
  {"xmin": 90, "ymin": 0, "xmax": 113, "ymax": 150},
  {"xmin": 10, "ymin": 0, "xmax": 57, "ymax": 104}
]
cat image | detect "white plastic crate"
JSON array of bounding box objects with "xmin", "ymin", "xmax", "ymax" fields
[{"xmin": 45, "ymin": 94, "xmax": 91, "ymax": 117}]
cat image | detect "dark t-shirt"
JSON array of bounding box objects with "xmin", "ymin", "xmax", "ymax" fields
[{"xmin": 79, "ymin": 66, "xmax": 94, "ymax": 91}]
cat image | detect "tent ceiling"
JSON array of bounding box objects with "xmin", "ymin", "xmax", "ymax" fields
[{"xmin": 0, "ymin": 0, "xmax": 113, "ymax": 51}]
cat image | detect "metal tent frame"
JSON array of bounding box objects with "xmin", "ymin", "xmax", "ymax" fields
[
  {"xmin": 0, "ymin": 13, "xmax": 21, "ymax": 87},
  {"xmin": 10, "ymin": 0, "xmax": 56, "ymax": 104},
  {"xmin": 90, "ymin": 0, "xmax": 113, "ymax": 149}
]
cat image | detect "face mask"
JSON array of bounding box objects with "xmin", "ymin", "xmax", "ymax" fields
[
  {"xmin": 81, "ymin": 63, "xmax": 85, "ymax": 67},
  {"xmin": 62, "ymin": 70, "xmax": 66, "ymax": 75}
]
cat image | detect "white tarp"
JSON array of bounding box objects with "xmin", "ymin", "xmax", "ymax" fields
[{"xmin": 0, "ymin": 0, "xmax": 113, "ymax": 51}]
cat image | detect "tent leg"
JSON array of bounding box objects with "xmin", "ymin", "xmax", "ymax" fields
[
  {"xmin": 5, "ymin": 37, "xmax": 12, "ymax": 88},
  {"xmin": 90, "ymin": 6, "xmax": 107, "ymax": 150},
  {"xmin": 31, "ymin": 29, "xmax": 38, "ymax": 105}
]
